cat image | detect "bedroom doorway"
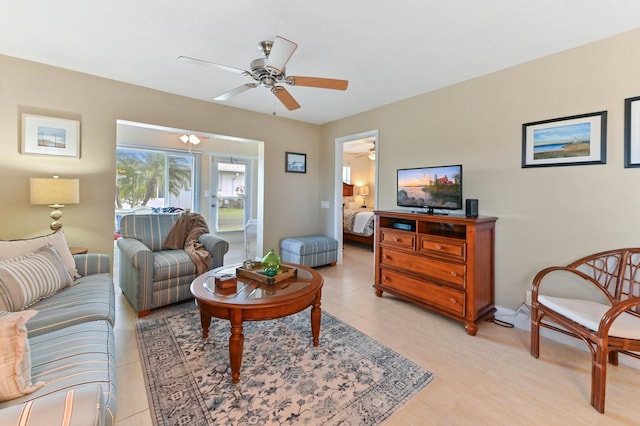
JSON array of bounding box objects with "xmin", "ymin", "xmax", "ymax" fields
[{"xmin": 334, "ymin": 129, "xmax": 379, "ymax": 264}]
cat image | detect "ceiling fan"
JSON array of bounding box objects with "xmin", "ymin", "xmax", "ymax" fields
[
  {"xmin": 178, "ymin": 36, "xmax": 348, "ymax": 111},
  {"xmin": 347, "ymin": 140, "xmax": 376, "ymax": 160}
]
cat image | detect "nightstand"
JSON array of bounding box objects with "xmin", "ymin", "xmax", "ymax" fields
[{"xmin": 69, "ymin": 246, "xmax": 88, "ymax": 255}]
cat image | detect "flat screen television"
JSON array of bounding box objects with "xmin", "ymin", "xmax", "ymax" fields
[{"xmin": 397, "ymin": 164, "xmax": 463, "ymax": 214}]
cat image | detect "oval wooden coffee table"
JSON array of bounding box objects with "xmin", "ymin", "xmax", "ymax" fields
[{"xmin": 190, "ymin": 263, "xmax": 323, "ymax": 383}]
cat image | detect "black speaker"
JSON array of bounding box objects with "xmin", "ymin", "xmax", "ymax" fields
[{"xmin": 465, "ymin": 199, "xmax": 479, "ymax": 218}]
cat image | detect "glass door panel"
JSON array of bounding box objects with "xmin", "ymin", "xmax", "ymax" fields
[{"xmin": 212, "ymin": 160, "xmax": 247, "ymax": 232}]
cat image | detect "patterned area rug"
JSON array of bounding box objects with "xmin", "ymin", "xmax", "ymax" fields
[{"xmin": 136, "ymin": 302, "xmax": 434, "ymax": 425}]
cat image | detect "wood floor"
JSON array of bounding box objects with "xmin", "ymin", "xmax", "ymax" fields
[{"xmin": 113, "ymin": 244, "xmax": 640, "ymax": 425}]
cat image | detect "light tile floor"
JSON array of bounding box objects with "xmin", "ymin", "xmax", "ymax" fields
[{"xmin": 114, "ymin": 244, "xmax": 640, "ymax": 425}]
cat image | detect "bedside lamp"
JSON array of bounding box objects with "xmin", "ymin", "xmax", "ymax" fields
[
  {"xmin": 356, "ymin": 185, "xmax": 369, "ymax": 207},
  {"xmin": 30, "ymin": 176, "xmax": 80, "ymax": 231}
]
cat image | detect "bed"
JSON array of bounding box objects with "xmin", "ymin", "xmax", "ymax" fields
[{"xmin": 342, "ymin": 182, "xmax": 375, "ymax": 250}]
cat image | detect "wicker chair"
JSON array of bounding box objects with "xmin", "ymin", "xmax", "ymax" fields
[{"xmin": 530, "ymin": 248, "xmax": 640, "ymax": 413}]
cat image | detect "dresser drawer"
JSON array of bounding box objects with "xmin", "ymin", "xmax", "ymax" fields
[
  {"xmin": 417, "ymin": 235, "xmax": 466, "ymax": 261},
  {"xmin": 379, "ymin": 269, "xmax": 465, "ymax": 316},
  {"xmin": 379, "ymin": 230, "xmax": 415, "ymax": 250},
  {"xmin": 380, "ymin": 247, "xmax": 466, "ymax": 287}
]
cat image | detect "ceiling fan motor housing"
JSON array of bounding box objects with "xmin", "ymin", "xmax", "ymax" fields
[{"xmin": 250, "ymin": 57, "xmax": 285, "ymax": 87}]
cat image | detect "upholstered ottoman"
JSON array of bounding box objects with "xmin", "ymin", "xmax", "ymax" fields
[{"xmin": 280, "ymin": 235, "xmax": 338, "ymax": 267}]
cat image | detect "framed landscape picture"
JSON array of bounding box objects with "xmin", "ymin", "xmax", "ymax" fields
[
  {"xmin": 522, "ymin": 111, "xmax": 607, "ymax": 168},
  {"xmin": 21, "ymin": 114, "xmax": 80, "ymax": 158},
  {"xmin": 285, "ymin": 152, "xmax": 306, "ymax": 173},
  {"xmin": 624, "ymin": 95, "xmax": 640, "ymax": 168}
]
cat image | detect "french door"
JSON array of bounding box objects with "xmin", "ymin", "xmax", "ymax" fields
[{"xmin": 210, "ymin": 158, "xmax": 251, "ymax": 233}]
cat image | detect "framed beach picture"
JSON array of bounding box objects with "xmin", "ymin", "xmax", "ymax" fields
[
  {"xmin": 21, "ymin": 114, "xmax": 80, "ymax": 158},
  {"xmin": 624, "ymin": 96, "xmax": 640, "ymax": 168},
  {"xmin": 285, "ymin": 152, "xmax": 306, "ymax": 173},
  {"xmin": 522, "ymin": 111, "xmax": 607, "ymax": 168}
]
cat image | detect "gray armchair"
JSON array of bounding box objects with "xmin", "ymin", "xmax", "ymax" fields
[{"xmin": 116, "ymin": 213, "xmax": 228, "ymax": 316}]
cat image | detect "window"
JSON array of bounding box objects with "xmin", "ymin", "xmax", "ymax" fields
[
  {"xmin": 342, "ymin": 166, "xmax": 351, "ymax": 184},
  {"xmin": 115, "ymin": 147, "xmax": 197, "ymax": 213}
]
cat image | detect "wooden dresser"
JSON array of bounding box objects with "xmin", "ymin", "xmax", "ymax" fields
[{"xmin": 374, "ymin": 210, "xmax": 497, "ymax": 335}]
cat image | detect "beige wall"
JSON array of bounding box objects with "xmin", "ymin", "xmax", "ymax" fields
[
  {"xmin": 0, "ymin": 54, "xmax": 321, "ymax": 258},
  {"xmin": 321, "ymin": 28, "xmax": 640, "ymax": 309},
  {"xmin": 4, "ymin": 28, "xmax": 640, "ymax": 310}
]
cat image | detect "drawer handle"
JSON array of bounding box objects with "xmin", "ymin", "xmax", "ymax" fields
[
  {"xmin": 435, "ymin": 244, "xmax": 442, "ymax": 250},
  {"xmin": 450, "ymin": 271, "xmax": 457, "ymax": 277},
  {"xmin": 394, "ymin": 237, "xmax": 400, "ymax": 242},
  {"xmin": 449, "ymin": 297, "xmax": 457, "ymax": 304}
]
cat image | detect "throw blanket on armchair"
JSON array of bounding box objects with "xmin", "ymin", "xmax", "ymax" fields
[{"xmin": 164, "ymin": 212, "xmax": 211, "ymax": 275}]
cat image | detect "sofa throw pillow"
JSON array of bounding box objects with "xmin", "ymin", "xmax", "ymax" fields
[
  {"xmin": 0, "ymin": 245, "xmax": 73, "ymax": 311},
  {"xmin": 0, "ymin": 310, "xmax": 45, "ymax": 401},
  {"xmin": 0, "ymin": 231, "xmax": 80, "ymax": 278}
]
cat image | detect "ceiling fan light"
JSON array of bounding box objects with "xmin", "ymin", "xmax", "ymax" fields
[
  {"xmin": 265, "ymin": 36, "xmax": 298, "ymax": 74},
  {"xmin": 180, "ymin": 134, "xmax": 201, "ymax": 145}
]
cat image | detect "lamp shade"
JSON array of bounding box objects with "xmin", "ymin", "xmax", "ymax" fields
[{"xmin": 30, "ymin": 177, "xmax": 80, "ymax": 205}]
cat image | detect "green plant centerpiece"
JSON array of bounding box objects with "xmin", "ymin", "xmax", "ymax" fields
[{"xmin": 261, "ymin": 249, "xmax": 281, "ymax": 277}]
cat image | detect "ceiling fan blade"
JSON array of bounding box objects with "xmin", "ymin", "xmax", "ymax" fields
[
  {"xmin": 288, "ymin": 76, "xmax": 349, "ymax": 90},
  {"xmin": 271, "ymin": 86, "xmax": 300, "ymax": 111},
  {"xmin": 265, "ymin": 36, "xmax": 298, "ymax": 74},
  {"xmin": 214, "ymin": 83, "xmax": 258, "ymax": 101},
  {"xmin": 177, "ymin": 56, "xmax": 249, "ymax": 76}
]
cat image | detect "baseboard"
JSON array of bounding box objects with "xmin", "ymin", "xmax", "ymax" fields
[{"xmin": 494, "ymin": 304, "xmax": 640, "ymax": 370}]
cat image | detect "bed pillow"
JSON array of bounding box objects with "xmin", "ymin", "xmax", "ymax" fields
[
  {"xmin": 347, "ymin": 201, "xmax": 361, "ymax": 210},
  {"xmin": 0, "ymin": 245, "xmax": 73, "ymax": 311},
  {"xmin": 0, "ymin": 231, "xmax": 79, "ymax": 278},
  {"xmin": 0, "ymin": 310, "xmax": 45, "ymax": 401}
]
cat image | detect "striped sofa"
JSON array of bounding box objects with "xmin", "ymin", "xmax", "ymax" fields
[
  {"xmin": 117, "ymin": 213, "xmax": 229, "ymax": 316},
  {"xmin": 0, "ymin": 253, "xmax": 117, "ymax": 426}
]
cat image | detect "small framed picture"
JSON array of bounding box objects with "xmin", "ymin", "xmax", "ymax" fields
[
  {"xmin": 624, "ymin": 96, "xmax": 640, "ymax": 168},
  {"xmin": 285, "ymin": 152, "xmax": 306, "ymax": 173},
  {"xmin": 522, "ymin": 111, "xmax": 607, "ymax": 168},
  {"xmin": 21, "ymin": 114, "xmax": 80, "ymax": 158}
]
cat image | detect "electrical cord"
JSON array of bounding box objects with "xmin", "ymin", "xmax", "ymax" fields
[
  {"xmin": 486, "ymin": 303, "xmax": 531, "ymax": 328},
  {"xmin": 488, "ymin": 318, "xmax": 515, "ymax": 328}
]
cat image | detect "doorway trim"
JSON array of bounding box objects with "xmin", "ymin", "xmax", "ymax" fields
[{"xmin": 334, "ymin": 129, "xmax": 379, "ymax": 264}]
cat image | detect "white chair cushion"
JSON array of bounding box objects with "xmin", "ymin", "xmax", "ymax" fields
[{"xmin": 539, "ymin": 295, "xmax": 640, "ymax": 339}]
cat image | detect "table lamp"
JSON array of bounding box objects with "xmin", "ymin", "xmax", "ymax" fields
[
  {"xmin": 357, "ymin": 185, "xmax": 369, "ymax": 207},
  {"xmin": 30, "ymin": 176, "xmax": 80, "ymax": 231}
]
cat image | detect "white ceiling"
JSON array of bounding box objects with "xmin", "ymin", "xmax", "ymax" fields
[
  {"xmin": 3, "ymin": 1, "xmax": 640, "ymax": 125},
  {"xmin": 344, "ymin": 138, "xmax": 375, "ymax": 154}
]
